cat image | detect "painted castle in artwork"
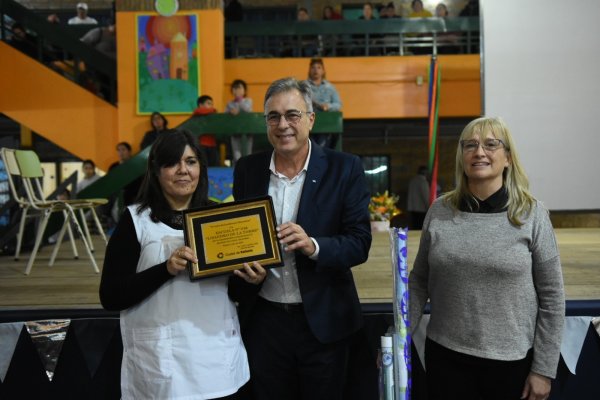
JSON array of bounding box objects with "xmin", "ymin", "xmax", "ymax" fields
[
  {"xmin": 170, "ymin": 33, "xmax": 189, "ymax": 80},
  {"xmin": 144, "ymin": 33, "xmax": 189, "ymax": 80}
]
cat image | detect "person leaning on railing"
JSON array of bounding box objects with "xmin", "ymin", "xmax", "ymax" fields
[{"xmin": 304, "ymin": 58, "xmax": 342, "ymax": 149}]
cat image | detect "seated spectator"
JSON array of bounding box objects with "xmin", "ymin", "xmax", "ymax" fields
[
  {"xmin": 385, "ymin": 2, "xmax": 401, "ymax": 18},
  {"xmin": 409, "ymin": 0, "xmax": 433, "ymax": 17},
  {"xmin": 108, "ymin": 142, "xmax": 132, "ymax": 171},
  {"xmin": 80, "ymin": 23, "xmax": 116, "ymax": 58},
  {"xmin": 140, "ymin": 112, "xmax": 169, "ymax": 150},
  {"xmin": 68, "ymin": 3, "xmax": 98, "ymax": 25},
  {"xmin": 407, "ymin": 0, "xmax": 434, "ymax": 54},
  {"xmin": 321, "ymin": 5, "xmax": 342, "ymax": 56},
  {"xmin": 380, "ymin": 2, "xmax": 401, "ymax": 54},
  {"xmin": 8, "ymin": 23, "xmax": 37, "ymax": 59},
  {"xmin": 193, "ymin": 95, "xmax": 220, "ymax": 166},
  {"xmin": 297, "ymin": 7, "xmax": 319, "ymax": 57},
  {"xmin": 435, "ymin": 2, "xmax": 449, "ymax": 17},
  {"xmin": 48, "ymin": 189, "xmax": 72, "ymax": 244},
  {"xmin": 354, "ymin": 3, "xmax": 383, "ymax": 55},
  {"xmin": 77, "ymin": 159, "xmax": 100, "ymax": 193},
  {"xmin": 359, "ymin": 2, "xmax": 376, "ymax": 20},
  {"xmin": 322, "ymin": 5, "xmax": 342, "ymax": 20},
  {"xmin": 105, "ymin": 142, "xmax": 133, "ymax": 228},
  {"xmin": 435, "ymin": 3, "xmax": 461, "ymax": 54},
  {"xmin": 297, "ymin": 7, "xmax": 310, "ymax": 21},
  {"xmin": 280, "ymin": 7, "xmax": 319, "ymax": 57}
]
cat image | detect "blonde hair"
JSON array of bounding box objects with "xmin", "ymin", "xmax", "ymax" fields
[{"xmin": 442, "ymin": 116, "xmax": 535, "ymax": 226}]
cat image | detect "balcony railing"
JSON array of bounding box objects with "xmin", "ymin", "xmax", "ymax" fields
[{"xmin": 225, "ymin": 17, "xmax": 480, "ymax": 58}]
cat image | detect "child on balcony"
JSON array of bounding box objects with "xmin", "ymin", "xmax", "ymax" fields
[{"xmin": 225, "ymin": 79, "xmax": 253, "ymax": 164}]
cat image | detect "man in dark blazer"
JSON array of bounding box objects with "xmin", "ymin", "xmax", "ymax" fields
[{"xmin": 229, "ymin": 78, "xmax": 372, "ymax": 400}]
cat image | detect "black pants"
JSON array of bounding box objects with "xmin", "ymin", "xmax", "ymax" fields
[
  {"xmin": 243, "ymin": 297, "xmax": 349, "ymax": 400},
  {"xmin": 425, "ymin": 338, "xmax": 533, "ymax": 400},
  {"xmin": 215, "ymin": 381, "xmax": 253, "ymax": 400}
]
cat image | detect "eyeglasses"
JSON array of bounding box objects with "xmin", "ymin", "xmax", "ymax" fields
[
  {"xmin": 264, "ymin": 110, "xmax": 311, "ymax": 126},
  {"xmin": 460, "ymin": 138, "xmax": 506, "ymax": 153}
]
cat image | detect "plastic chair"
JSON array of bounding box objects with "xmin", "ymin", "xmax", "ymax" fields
[
  {"xmin": 10, "ymin": 149, "xmax": 101, "ymax": 275},
  {"xmin": 17, "ymin": 150, "xmax": 108, "ymax": 251},
  {"xmin": 1, "ymin": 148, "xmax": 78, "ymax": 263}
]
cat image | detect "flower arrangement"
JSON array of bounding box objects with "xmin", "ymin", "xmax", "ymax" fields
[{"xmin": 369, "ymin": 191, "xmax": 401, "ymax": 221}]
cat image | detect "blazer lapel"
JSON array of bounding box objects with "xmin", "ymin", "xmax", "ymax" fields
[
  {"xmin": 248, "ymin": 151, "xmax": 272, "ymax": 198},
  {"xmin": 257, "ymin": 152, "xmax": 272, "ymax": 196},
  {"xmin": 297, "ymin": 141, "xmax": 327, "ymax": 221}
]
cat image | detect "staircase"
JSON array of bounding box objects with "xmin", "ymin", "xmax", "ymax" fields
[
  {"xmin": 0, "ymin": 0, "xmax": 118, "ymax": 167},
  {"xmin": 0, "ymin": 41, "xmax": 118, "ymax": 167}
]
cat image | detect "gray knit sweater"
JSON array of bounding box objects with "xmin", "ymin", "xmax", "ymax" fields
[{"xmin": 409, "ymin": 198, "xmax": 565, "ymax": 378}]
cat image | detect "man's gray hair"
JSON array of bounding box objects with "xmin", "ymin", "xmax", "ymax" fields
[{"xmin": 264, "ymin": 78, "xmax": 313, "ymax": 112}]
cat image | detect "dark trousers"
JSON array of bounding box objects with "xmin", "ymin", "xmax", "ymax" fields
[
  {"xmin": 216, "ymin": 381, "xmax": 253, "ymax": 400},
  {"xmin": 243, "ymin": 297, "xmax": 349, "ymax": 400},
  {"xmin": 425, "ymin": 338, "xmax": 533, "ymax": 400}
]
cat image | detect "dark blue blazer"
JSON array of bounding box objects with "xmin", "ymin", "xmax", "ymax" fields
[{"xmin": 228, "ymin": 141, "xmax": 372, "ymax": 343}]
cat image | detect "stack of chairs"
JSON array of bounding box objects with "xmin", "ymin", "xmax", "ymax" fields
[{"xmin": 0, "ymin": 147, "xmax": 108, "ymax": 275}]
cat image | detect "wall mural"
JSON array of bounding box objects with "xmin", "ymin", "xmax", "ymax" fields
[{"xmin": 136, "ymin": 13, "xmax": 200, "ymax": 114}]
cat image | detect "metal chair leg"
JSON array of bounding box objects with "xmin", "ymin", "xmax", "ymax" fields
[
  {"xmin": 24, "ymin": 209, "xmax": 51, "ymax": 275},
  {"xmin": 49, "ymin": 210, "xmax": 78, "ymax": 266},
  {"xmin": 65, "ymin": 221, "xmax": 79, "ymax": 259},
  {"xmin": 89, "ymin": 207, "xmax": 107, "ymax": 244},
  {"xmin": 14, "ymin": 207, "xmax": 29, "ymax": 261},
  {"xmin": 69, "ymin": 207, "xmax": 99, "ymax": 274},
  {"xmin": 78, "ymin": 208, "xmax": 94, "ymax": 252}
]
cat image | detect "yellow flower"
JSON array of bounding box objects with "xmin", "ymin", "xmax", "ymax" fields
[{"xmin": 369, "ymin": 190, "xmax": 401, "ymax": 221}]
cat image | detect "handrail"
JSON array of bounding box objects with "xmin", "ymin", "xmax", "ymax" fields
[
  {"xmin": 226, "ymin": 17, "xmax": 479, "ymax": 36},
  {"xmin": 0, "ymin": 0, "xmax": 117, "ymax": 103},
  {"xmin": 77, "ymin": 112, "xmax": 344, "ymax": 200},
  {"xmin": 225, "ymin": 17, "xmax": 479, "ymax": 58}
]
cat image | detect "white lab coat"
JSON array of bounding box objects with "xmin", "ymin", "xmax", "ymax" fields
[{"xmin": 120, "ymin": 206, "xmax": 249, "ymax": 399}]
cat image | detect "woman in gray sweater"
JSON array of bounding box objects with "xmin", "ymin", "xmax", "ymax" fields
[{"xmin": 409, "ymin": 117, "xmax": 564, "ymax": 400}]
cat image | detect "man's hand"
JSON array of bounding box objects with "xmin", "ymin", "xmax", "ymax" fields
[
  {"xmin": 277, "ymin": 222, "xmax": 315, "ymax": 256},
  {"xmin": 233, "ymin": 261, "xmax": 267, "ymax": 285}
]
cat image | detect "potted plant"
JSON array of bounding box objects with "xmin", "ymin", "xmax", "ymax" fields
[{"xmin": 368, "ymin": 190, "xmax": 401, "ymax": 232}]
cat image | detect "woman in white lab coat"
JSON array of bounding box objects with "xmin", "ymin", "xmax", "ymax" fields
[{"xmin": 100, "ymin": 129, "xmax": 265, "ymax": 399}]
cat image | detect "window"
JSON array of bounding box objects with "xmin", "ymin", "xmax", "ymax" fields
[{"xmin": 361, "ymin": 155, "xmax": 390, "ymax": 195}]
